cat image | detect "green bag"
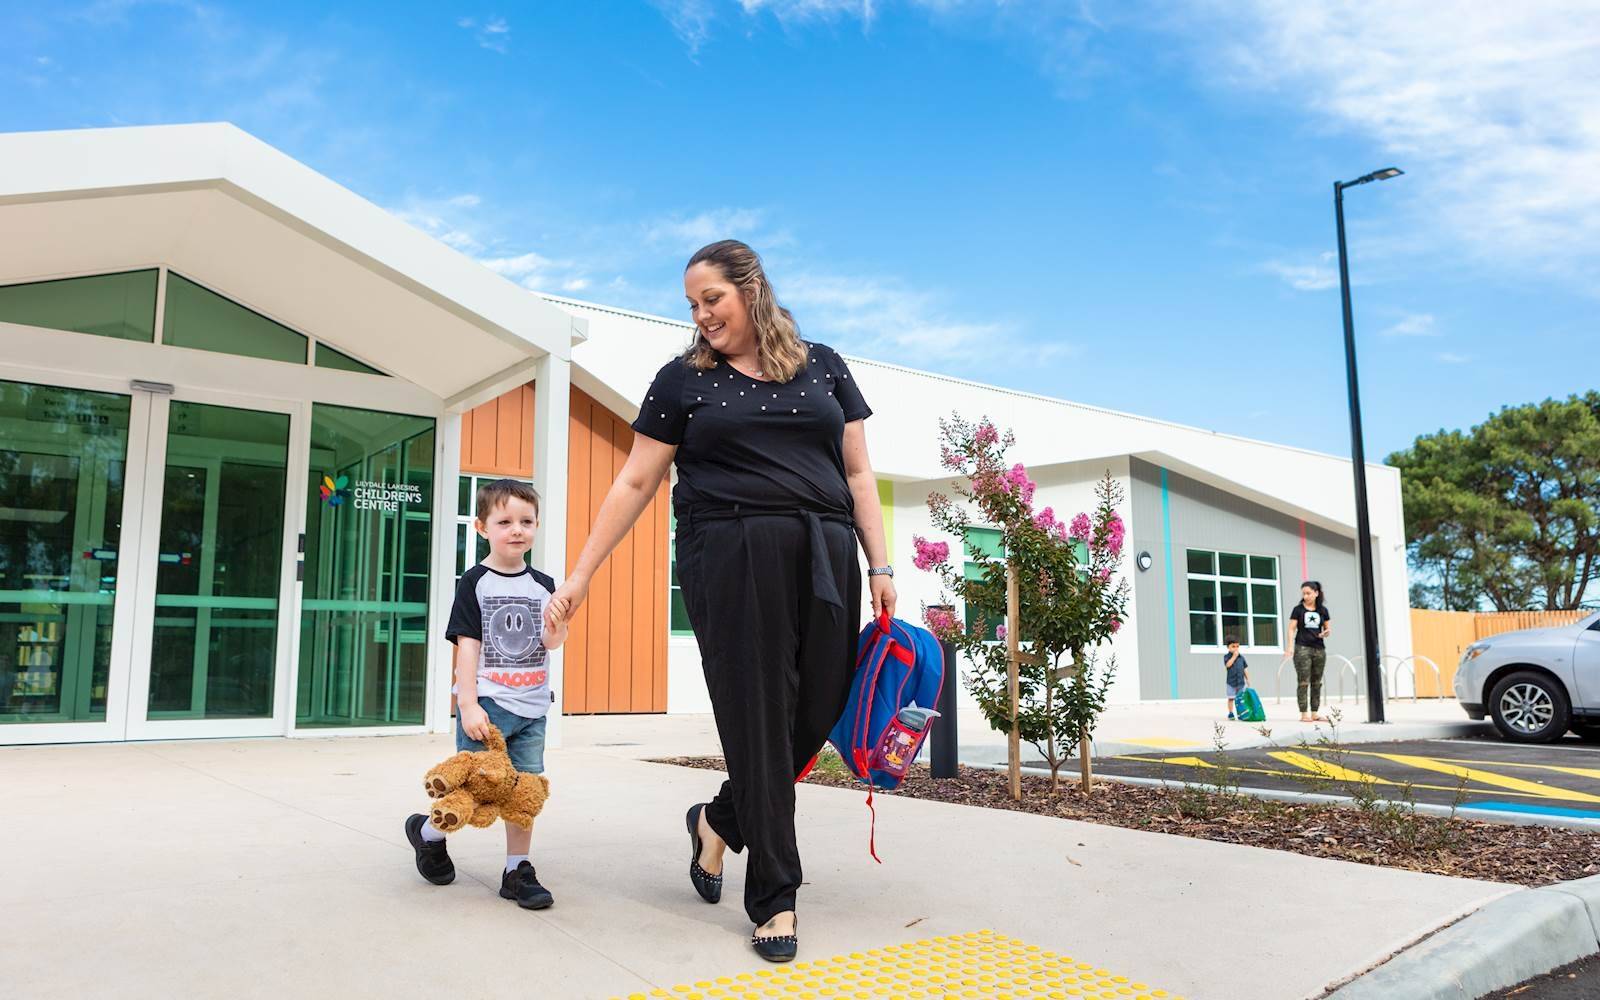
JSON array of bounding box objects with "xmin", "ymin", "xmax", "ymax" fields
[{"xmin": 1234, "ymin": 687, "xmax": 1266, "ymax": 722}]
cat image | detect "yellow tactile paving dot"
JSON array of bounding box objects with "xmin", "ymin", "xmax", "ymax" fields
[{"xmin": 609, "ymin": 929, "xmax": 1185, "ymax": 1000}]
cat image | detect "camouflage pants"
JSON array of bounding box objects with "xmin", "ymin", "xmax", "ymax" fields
[{"xmin": 1294, "ymin": 645, "xmax": 1327, "ymax": 713}]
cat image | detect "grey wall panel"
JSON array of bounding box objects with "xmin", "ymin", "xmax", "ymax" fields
[{"xmin": 1128, "ymin": 458, "xmax": 1376, "ymax": 703}]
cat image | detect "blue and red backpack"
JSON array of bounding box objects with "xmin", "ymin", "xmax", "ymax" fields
[{"xmin": 812, "ymin": 613, "xmax": 944, "ymax": 861}]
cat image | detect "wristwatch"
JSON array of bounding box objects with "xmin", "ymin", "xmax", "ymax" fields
[{"xmin": 867, "ymin": 565, "xmax": 894, "ymax": 578}]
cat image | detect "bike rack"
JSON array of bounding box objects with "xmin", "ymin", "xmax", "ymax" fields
[{"xmin": 1274, "ymin": 653, "xmax": 1361, "ymax": 705}]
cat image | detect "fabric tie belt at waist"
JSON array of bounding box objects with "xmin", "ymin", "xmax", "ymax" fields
[{"xmin": 677, "ymin": 504, "xmax": 855, "ymax": 610}]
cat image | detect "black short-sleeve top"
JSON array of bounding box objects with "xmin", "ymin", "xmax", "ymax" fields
[{"xmin": 630, "ymin": 341, "xmax": 872, "ymax": 515}]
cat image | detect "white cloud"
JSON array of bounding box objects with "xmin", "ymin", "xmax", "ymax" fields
[
  {"xmin": 447, "ymin": 193, "xmax": 481, "ymax": 208},
  {"xmin": 1382, "ymin": 313, "xmax": 1438, "ymax": 337},
  {"xmin": 650, "ymin": 0, "xmax": 716, "ymax": 55},
  {"xmin": 1437, "ymin": 352, "xmax": 1472, "ymax": 365},
  {"xmin": 562, "ymin": 278, "xmax": 591, "ymax": 292},
  {"xmin": 779, "ymin": 269, "xmax": 1068, "ymax": 370},
  {"xmin": 1263, "ymin": 254, "xmax": 1338, "ymax": 291},
  {"xmin": 458, "ymin": 14, "xmax": 510, "ymax": 53},
  {"xmin": 739, "ymin": 0, "xmax": 878, "ymax": 24},
  {"xmin": 1189, "ymin": 1, "xmax": 1600, "ymax": 282},
  {"xmin": 642, "ymin": 208, "xmax": 773, "ymax": 252}
]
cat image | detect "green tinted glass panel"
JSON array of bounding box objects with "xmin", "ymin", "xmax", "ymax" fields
[
  {"xmin": 1220, "ymin": 615, "xmax": 1248, "ymax": 645},
  {"xmin": 0, "ymin": 380, "xmax": 130, "ymax": 722},
  {"xmin": 964, "ymin": 526, "xmax": 1004, "ymax": 560},
  {"xmin": 0, "ymin": 270, "xmax": 157, "ymax": 343},
  {"xmin": 1250, "ymin": 555, "xmax": 1277, "ymax": 581},
  {"xmin": 1189, "ymin": 612, "xmax": 1217, "ymax": 646},
  {"xmin": 297, "ymin": 404, "xmax": 435, "ymax": 728},
  {"xmin": 1251, "ymin": 584, "xmax": 1277, "ymax": 615},
  {"xmin": 1253, "ymin": 616, "xmax": 1280, "ymax": 647},
  {"xmin": 458, "ymin": 476, "xmax": 472, "ymax": 516},
  {"xmin": 1187, "ymin": 579, "xmax": 1217, "ymax": 613},
  {"xmin": 670, "ymin": 589, "xmax": 692, "ymax": 633},
  {"xmin": 146, "ymin": 402, "xmax": 289, "ymax": 719},
  {"xmin": 1217, "ymin": 552, "xmax": 1247, "ymax": 577},
  {"xmin": 163, "ymin": 273, "xmax": 307, "ymax": 364},
  {"xmin": 315, "ymin": 343, "xmax": 385, "ymax": 376},
  {"xmin": 1186, "ymin": 549, "xmax": 1214, "ymax": 575},
  {"xmin": 1219, "ymin": 580, "xmax": 1248, "ymax": 614}
]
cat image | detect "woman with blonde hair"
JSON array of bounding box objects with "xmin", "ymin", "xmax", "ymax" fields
[{"xmin": 547, "ymin": 239, "xmax": 895, "ymax": 961}]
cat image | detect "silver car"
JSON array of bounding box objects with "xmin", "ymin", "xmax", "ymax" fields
[{"xmin": 1454, "ymin": 610, "xmax": 1600, "ymax": 742}]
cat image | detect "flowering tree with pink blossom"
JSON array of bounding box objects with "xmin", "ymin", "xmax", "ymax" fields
[{"xmin": 914, "ymin": 415, "xmax": 1130, "ymax": 795}]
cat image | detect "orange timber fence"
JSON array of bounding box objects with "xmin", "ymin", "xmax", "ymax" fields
[{"xmin": 1408, "ymin": 608, "xmax": 1591, "ymax": 697}]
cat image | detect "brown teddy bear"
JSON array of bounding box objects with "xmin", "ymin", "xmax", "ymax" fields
[{"xmin": 423, "ymin": 724, "xmax": 549, "ymax": 832}]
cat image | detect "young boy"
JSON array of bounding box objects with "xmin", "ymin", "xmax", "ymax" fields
[
  {"xmin": 405, "ymin": 478, "xmax": 568, "ymax": 909},
  {"xmin": 1223, "ymin": 636, "xmax": 1249, "ymax": 720}
]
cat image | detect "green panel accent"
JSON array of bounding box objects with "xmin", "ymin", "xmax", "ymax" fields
[
  {"xmin": 315, "ymin": 343, "xmax": 385, "ymax": 376},
  {"xmin": 0, "ymin": 269, "xmax": 157, "ymax": 343},
  {"xmin": 146, "ymin": 401, "xmax": 290, "ymax": 720},
  {"xmin": 1189, "ymin": 612, "xmax": 1218, "ymax": 646},
  {"xmin": 876, "ymin": 479, "xmax": 895, "ymax": 563},
  {"xmin": 458, "ymin": 476, "xmax": 472, "ymax": 516},
  {"xmin": 297, "ymin": 404, "xmax": 435, "ymax": 728},
  {"xmin": 163, "ymin": 273, "xmax": 308, "ymax": 364},
  {"xmin": 1250, "ymin": 555, "xmax": 1278, "ymax": 581},
  {"xmin": 1186, "ymin": 549, "xmax": 1214, "ymax": 575},
  {"xmin": 1217, "ymin": 552, "xmax": 1247, "ymax": 578},
  {"xmin": 1220, "ymin": 615, "xmax": 1248, "ymax": 645},
  {"xmin": 1187, "ymin": 579, "xmax": 1217, "ymax": 613},
  {"xmin": 1253, "ymin": 616, "xmax": 1280, "ymax": 647},
  {"xmin": 1251, "ymin": 584, "xmax": 1277, "ymax": 615},
  {"xmin": 963, "ymin": 526, "xmax": 1004, "ymax": 560},
  {"xmin": 0, "ymin": 379, "xmax": 130, "ymax": 723}
]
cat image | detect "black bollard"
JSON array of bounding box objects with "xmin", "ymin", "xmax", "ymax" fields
[{"xmin": 930, "ymin": 605, "xmax": 959, "ymax": 779}]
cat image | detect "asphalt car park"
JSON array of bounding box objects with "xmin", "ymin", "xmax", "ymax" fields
[{"xmin": 1093, "ymin": 737, "xmax": 1600, "ymax": 824}]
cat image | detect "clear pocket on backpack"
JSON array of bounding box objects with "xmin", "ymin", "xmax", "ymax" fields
[{"xmin": 868, "ymin": 706, "xmax": 940, "ymax": 778}]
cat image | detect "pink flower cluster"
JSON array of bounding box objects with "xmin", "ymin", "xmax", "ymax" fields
[
  {"xmin": 1032, "ymin": 506, "xmax": 1067, "ymax": 540},
  {"xmin": 995, "ymin": 623, "xmax": 1007, "ymax": 641},
  {"xmin": 1068, "ymin": 512, "xmax": 1092, "ymax": 542},
  {"xmin": 923, "ymin": 606, "xmax": 958, "ymax": 640},
  {"xmin": 975, "ymin": 420, "xmax": 999, "ymax": 447},
  {"xmin": 1001, "ymin": 463, "xmax": 1036, "ymax": 506},
  {"xmin": 1102, "ymin": 513, "xmax": 1125, "ymax": 557},
  {"xmin": 912, "ymin": 535, "xmax": 951, "ymax": 572}
]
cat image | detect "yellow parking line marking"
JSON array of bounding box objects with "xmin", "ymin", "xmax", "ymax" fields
[
  {"xmin": 1109, "ymin": 755, "xmax": 1596, "ymax": 802},
  {"xmin": 1309, "ymin": 749, "xmax": 1600, "ymax": 803},
  {"xmin": 1378, "ymin": 751, "xmax": 1600, "ymax": 783},
  {"xmin": 1266, "ymin": 751, "xmax": 1391, "ymax": 785},
  {"xmin": 608, "ymin": 929, "xmax": 1187, "ymax": 999}
]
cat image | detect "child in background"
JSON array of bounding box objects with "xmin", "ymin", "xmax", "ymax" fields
[{"xmin": 1223, "ymin": 636, "xmax": 1248, "ymax": 720}]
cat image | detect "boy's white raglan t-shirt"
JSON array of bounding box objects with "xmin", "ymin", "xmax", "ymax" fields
[{"xmin": 446, "ymin": 564, "xmax": 557, "ymax": 719}]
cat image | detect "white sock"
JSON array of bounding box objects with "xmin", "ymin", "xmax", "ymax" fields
[
  {"xmin": 419, "ymin": 819, "xmax": 446, "ymax": 843},
  {"xmin": 505, "ymin": 854, "xmax": 529, "ymax": 872}
]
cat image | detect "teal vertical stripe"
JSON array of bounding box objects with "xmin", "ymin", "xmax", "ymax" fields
[{"xmin": 1161, "ymin": 468, "xmax": 1180, "ymax": 698}]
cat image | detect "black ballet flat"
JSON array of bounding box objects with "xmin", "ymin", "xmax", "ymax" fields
[
  {"xmin": 685, "ymin": 803, "xmax": 723, "ymax": 904},
  {"xmin": 752, "ymin": 917, "xmax": 798, "ymax": 963}
]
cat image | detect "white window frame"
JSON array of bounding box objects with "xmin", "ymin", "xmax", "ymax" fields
[
  {"xmin": 1185, "ymin": 549, "xmax": 1281, "ymax": 654},
  {"xmin": 455, "ymin": 473, "xmax": 536, "ymax": 579}
]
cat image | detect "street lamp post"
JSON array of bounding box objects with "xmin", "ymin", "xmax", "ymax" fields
[{"xmin": 1333, "ymin": 166, "xmax": 1403, "ymax": 724}]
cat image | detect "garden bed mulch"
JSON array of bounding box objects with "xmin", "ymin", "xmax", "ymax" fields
[{"xmin": 650, "ymin": 755, "xmax": 1600, "ymax": 888}]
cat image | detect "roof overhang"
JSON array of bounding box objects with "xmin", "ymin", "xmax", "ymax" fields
[{"xmin": 0, "ymin": 123, "xmax": 582, "ymax": 405}]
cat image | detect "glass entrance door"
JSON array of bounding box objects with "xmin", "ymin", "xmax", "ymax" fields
[
  {"xmin": 126, "ymin": 397, "xmax": 296, "ymax": 738},
  {"xmin": 0, "ymin": 379, "xmax": 136, "ymax": 732}
]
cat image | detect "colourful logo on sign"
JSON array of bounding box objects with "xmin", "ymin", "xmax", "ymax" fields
[{"xmin": 319, "ymin": 474, "xmax": 351, "ymax": 507}]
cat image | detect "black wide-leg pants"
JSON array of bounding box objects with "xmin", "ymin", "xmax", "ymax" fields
[{"xmin": 675, "ymin": 506, "xmax": 862, "ymax": 925}]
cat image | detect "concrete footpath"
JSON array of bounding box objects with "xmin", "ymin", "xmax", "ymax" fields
[{"xmin": 6, "ymin": 728, "xmax": 1512, "ymax": 1000}]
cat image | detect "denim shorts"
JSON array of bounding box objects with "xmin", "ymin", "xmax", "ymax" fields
[
  {"xmin": 457, "ymin": 697, "xmax": 547, "ymax": 775},
  {"xmin": 1226, "ymin": 683, "xmax": 1245, "ymax": 699}
]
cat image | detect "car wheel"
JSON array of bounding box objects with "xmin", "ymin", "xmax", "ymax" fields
[
  {"xmin": 1571, "ymin": 722, "xmax": 1600, "ymax": 743},
  {"xmin": 1488, "ymin": 671, "xmax": 1570, "ymax": 743}
]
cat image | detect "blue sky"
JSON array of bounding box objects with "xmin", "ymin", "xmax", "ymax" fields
[{"xmin": 3, "ymin": 1, "xmax": 1595, "ymax": 460}]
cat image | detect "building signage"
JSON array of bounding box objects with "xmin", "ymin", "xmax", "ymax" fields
[{"xmin": 319, "ymin": 473, "xmax": 422, "ymax": 514}]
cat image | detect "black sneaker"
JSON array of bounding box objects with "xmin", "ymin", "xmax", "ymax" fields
[
  {"xmin": 500, "ymin": 860, "xmax": 554, "ymax": 910},
  {"xmin": 405, "ymin": 813, "xmax": 455, "ymax": 885}
]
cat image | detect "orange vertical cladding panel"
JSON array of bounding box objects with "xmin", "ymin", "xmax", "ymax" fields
[{"xmin": 459, "ymin": 383, "xmax": 669, "ymax": 713}]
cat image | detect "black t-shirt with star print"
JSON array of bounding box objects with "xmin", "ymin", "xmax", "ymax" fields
[{"xmin": 631, "ymin": 341, "xmax": 872, "ymax": 516}]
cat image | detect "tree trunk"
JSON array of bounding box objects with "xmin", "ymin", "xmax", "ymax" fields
[
  {"xmin": 1079, "ymin": 724, "xmax": 1092, "ymax": 793},
  {"xmin": 1006, "ymin": 560, "xmax": 1021, "ymax": 801},
  {"xmin": 1047, "ymin": 684, "xmax": 1058, "ymax": 795}
]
